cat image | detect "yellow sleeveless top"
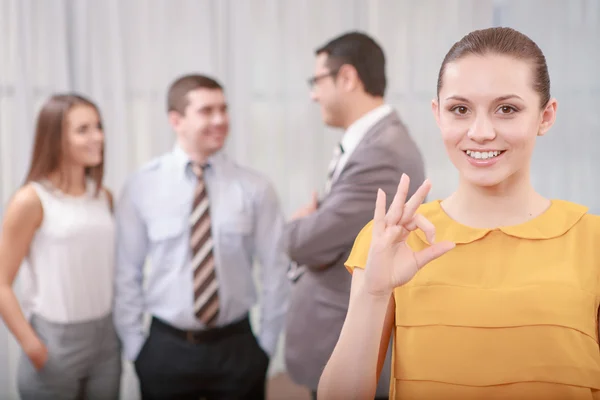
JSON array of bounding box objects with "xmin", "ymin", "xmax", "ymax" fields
[{"xmin": 346, "ymin": 200, "xmax": 600, "ymax": 399}]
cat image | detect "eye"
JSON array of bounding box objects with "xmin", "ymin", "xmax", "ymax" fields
[
  {"xmin": 450, "ymin": 105, "xmax": 469, "ymax": 115},
  {"xmin": 497, "ymin": 105, "xmax": 518, "ymax": 115}
]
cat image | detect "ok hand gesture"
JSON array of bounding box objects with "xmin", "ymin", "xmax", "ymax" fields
[{"xmin": 363, "ymin": 174, "xmax": 455, "ymax": 297}]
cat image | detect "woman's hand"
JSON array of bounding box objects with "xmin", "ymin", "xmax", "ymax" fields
[
  {"xmin": 363, "ymin": 174, "xmax": 455, "ymax": 297},
  {"xmin": 23, "ymin": 336, "xmax": 48, "ymax": 371}
]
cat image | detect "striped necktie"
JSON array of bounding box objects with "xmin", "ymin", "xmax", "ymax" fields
[
  {"xmin": 190, "ymin": 164, "xmax": 219, "ymax": 326},
  {"xmin": 324, "ymin": 143, "xmax": 344, "ymax": 194}
]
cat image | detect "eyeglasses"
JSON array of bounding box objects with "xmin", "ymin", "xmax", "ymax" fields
[{"xmin": 307, "ymin": 69, "xmax": 339, "ymax": 89}]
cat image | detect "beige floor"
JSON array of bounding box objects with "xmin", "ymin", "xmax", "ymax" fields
[{"xmin": 267, "ymin": 373, "xmax": 311, "ymax": 400}]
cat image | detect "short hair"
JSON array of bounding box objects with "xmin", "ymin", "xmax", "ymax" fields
[
  {"xmin": 316, "ymin": 31, "xmax": 386, "ymax": 97},
  {"xmin": 167, "ymin": 74, "xmax": 223, "ymax": 114},
  {"xmin": 437, "ymin": 27, "xmax": 550, "ymax": 109}
]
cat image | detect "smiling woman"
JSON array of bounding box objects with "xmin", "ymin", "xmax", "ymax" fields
[
  {"xmin": 433, "ymin": 30, "xmax": 557, "ymax": 192},
  {"xmin": 0, "ymin": 94, "xmax": 121, "ymax": 400},
  {"xmin": 24, "ymin": 95, "xmax": 105, "ymax": 193},
  {"xmin": 317, "ymin": 27, "xmax": 600, "ymax": 400}
]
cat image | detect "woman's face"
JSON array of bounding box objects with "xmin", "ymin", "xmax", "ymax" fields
[
  {"xmin": 432, "ymin": 54, "xmax": 557, "ymax": 189},
  {"xmin": 64, "ymin": 104, "xmax": 104, "ymax": 168}
]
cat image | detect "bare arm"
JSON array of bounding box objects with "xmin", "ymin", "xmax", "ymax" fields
[
  {"xmin": 377, "ymin": 293, "xmax": 395, "ymax": 380},
  {"xmin": 0, "ymin": 185, "xmax": 47, "ymax": 369},
  {"xmin": 318, "ymin": 269, "xmax": 395, "ymax": 399}
]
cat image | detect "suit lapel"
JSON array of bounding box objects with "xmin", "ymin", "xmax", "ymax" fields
[{"xmin": 330, "ymin": 111, "xmax": 400, "ymax": 187}]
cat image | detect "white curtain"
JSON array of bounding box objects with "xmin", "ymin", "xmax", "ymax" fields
[{"xmin": 1, "ymin": 1, "xmax": 598, "ymax": 399}]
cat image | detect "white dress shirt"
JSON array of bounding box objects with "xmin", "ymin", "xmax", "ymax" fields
[
  {"xmin": 113, "ymin": 144, "xmax": 290, "ymax": 361},
  {"xmin": 331, "ymin": 104, "xmax": 393, "ymax": 183}
]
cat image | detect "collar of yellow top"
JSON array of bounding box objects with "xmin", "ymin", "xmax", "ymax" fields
[{"xmin": 414, "ymin": 199, "xmax": 589, "ymax": 244}]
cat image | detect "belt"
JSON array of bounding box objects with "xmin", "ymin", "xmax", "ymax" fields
[{"xmin": 151, "ymin": 315, "xmax": 251, "ymax": 345}]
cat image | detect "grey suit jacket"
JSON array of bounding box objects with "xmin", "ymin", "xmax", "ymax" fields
[{"xmin": 283, "ymin": 111, "xmax": 426, "ymax": 393}]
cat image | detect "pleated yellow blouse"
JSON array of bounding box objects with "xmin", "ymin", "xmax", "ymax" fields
[{"xmin": 346, "ymin": 200, "xmax": 600, "ymax": 399}]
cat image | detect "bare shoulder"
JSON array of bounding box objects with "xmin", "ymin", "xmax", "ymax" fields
[
  {"xmin": 102, "ymin": 187, "xmax": 114, "ymax": 212},
  {"xmin": 2, "ymin": 184, "xmax": 43, "ymax": 230}
]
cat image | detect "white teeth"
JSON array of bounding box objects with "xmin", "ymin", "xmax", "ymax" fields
[{"xmin": 465, "ymin": 150, "xmax": 502, "ymax": 160}]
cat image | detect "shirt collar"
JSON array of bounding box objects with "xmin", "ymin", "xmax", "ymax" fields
[
  {"xmin": 414, "ymin": 199, "xmax": 589, "ymax": 245},
  {"xmin": 341, "ymin": 104, "xmax": 393, "ymax": 155},
  {"xmin": 171, "ymin": 142, "xmax": 221, "ymax": 178}
]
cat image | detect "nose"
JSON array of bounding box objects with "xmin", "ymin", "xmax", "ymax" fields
[
  {"xmin": 212, "ymin": 111, "xmax": 228, "ymax": 126},
  {"xmin": 93, "ymin": 127, "xmax": 104, "ymax": 143},
  {"xmin": 309, "ymin": 86, "xmax": 319, "ymax": 102},
  {"xmin": 467, "ymin": 115, "xmax": 496, "ymax": 143}
]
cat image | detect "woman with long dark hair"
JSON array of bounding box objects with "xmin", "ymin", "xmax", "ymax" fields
[{"xmin": 0, "ymin": 94, "xmax": 121, "ymax": 399}]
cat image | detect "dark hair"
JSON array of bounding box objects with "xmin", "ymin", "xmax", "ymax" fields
[
  {"xmin": 24, "ymin": 94, "xmax": 103, "ymax": 193},
  {"xmin": 316, "ymin": 31, "xmax": 386, "ymax": 97},
  {"xmin": 437, "ymin": 27, "xmax": 550, "ymax": 108},
  {"xmin": 167, "ymin": 74, "xmax": 223, "ymax": 114}
]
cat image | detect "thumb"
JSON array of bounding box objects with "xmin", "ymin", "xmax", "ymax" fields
[
  {"xmin": 312, "ymin": 191, "xmax": 319, "ymax": 204},
  {"xmin": 413, "ymin": 241, "xmax": 455, "ymax": 269}
]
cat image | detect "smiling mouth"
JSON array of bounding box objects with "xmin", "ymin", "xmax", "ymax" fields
[
  {"xmin": 207, "ymin": 130, "xmax": 226, "ymax": 136},
  {"xmin": 465, "ymin": 150, "xmax": 505, "ymax": 160}
]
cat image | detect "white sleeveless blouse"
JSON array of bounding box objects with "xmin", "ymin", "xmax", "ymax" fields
[{"xmin": 20, "ymin": 180, "xmax": 115, "ymax": 323}]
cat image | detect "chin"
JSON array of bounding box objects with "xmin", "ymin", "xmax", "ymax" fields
[
  {"xmin": 209, "ymin": 138, "xmax": 226, "ymax": 150},
  {"xmin": 321, "ymin": 111, "xmax": 340, "ymax": 128},
  {"xmin": 206, "ymin": 144, "xmax": 224, "ymax": 156},
  {"xmin": 461, "ymin": 171, "xmax": 512, "ymax": 188},
  {"xmin": 83, "ymin": 157, "xmax": 103, "ymax": 168}
]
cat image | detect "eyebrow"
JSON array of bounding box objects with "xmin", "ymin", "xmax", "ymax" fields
[
  {"xmin": 197, "ymin": 103, "xmax": 228, "ymax": 112},
  {"xmin": 445, "ymin": 94, "xmax": 524, "ymax": 102}
]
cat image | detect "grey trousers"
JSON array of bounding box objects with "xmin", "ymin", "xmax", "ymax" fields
[{"xmin": 17, "ymin": 313, "xmax": 122, "ymax": 400}]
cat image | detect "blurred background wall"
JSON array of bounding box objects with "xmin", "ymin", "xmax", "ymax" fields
[{"xmin": 0, "ymin": 0, "xmax": 598, "ymax": 399}]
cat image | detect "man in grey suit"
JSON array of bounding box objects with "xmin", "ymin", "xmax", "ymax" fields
[{"xmin": 283, "ymin": 32, "xmax": 425, "ymax": 399}]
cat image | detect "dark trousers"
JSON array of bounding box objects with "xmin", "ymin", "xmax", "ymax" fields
[
  {"xmin": 312, "ymin": 391, "xmax": 388, "ymax": 400},
  {"xmin": 135, "ymin": 315, "xmax": 269, "ymax": 400}
]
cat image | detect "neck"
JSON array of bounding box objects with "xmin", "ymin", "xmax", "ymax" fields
[
  {"xmin": 178, "ymin": 140, "xmax": 212, "ymax": 166},
  {"xmin": 48, "ymin": 165, "xmax": 87, "ymax": 195},
  {"xmin": 341, "ymin": 96, "xmax": 385, "ymax": 130},
  {"xmin": 187, "ymin": 152, "xmax": 209, "ymax": 166},
  {"xmin": 442, "ymin": 170, "xmax": 550, "ymax": 228}
]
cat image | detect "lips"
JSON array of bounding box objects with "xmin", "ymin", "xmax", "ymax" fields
[{"xmin": 86, "ymin": 147, "xmax": 103, "ymax": 154}]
